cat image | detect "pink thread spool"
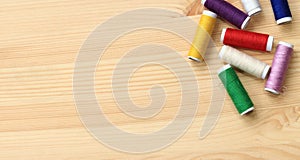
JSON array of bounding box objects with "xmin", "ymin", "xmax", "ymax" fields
[{"xmin": 265, "ymin": 41, "xmax": 294, "ymax": 94}]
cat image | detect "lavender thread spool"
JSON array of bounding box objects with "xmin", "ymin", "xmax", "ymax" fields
[
  {"xmin": 265, "ymin": 41, "xmax": 294, "ymax": 94},
  {"xmin": 202, "ymin": 0, "xmax": 251, "ymax": 29}
]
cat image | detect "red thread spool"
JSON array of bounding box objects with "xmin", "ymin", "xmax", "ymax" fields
[{"xmin": 220, "ymin": 28, "xmax": 274, "ymax": 52}]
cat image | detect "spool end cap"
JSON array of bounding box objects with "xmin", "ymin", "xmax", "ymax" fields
[
  {"xmin": 241, "ymin": 16, "xmax": 251, "ymax": 29},
  {"xmin": 220, "ymin": 28, "xmax": 227, "ymax": 43},
  {"xmin": 248, "ymin": 7, "xmax": 262, "ymax": 16},
  {"xmin": 188, "ymin": 56, "xmax": 202, "ymax": 62},
  {"xmin": 276, "ymin": 17, "xmax": 292, "ymax": 25},
  {"xmin": 219, "ymin": 45, "xmax": 228, "ymax": 59},
  {"xmin": 218, "ymin": 64, "xmax": 231, "ymax": 75},
  {"xmin": 241, "ymin": 107, "xmax": 255, "ymax": 116},
  {"xmin": 266, "ymin": 36, "xmax": 274, "ymax": 52},
  {"xmin": 265, "ymin": 88, "xmax": 280, "ymax": 95},
  {"xmin": 261, "ymin": 65, "xmax": 270, "ymax": 79},
  {"xmin": 203, "ymin": 10, "xmax": 217, "ymax": 18},
  {"xmin": 279, "ymin": 41, "xmax": 294, "ymax": 49}
]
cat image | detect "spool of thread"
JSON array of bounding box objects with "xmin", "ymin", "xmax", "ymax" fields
[
  {"xmin": 201, "ymin": 0, "xmax": 250, "ymax": 29},
  {"xmin": 221, "ymin": 28, "xmax": 274, "ymax": 52},
  {"xmin": 265, "ymin": 41, "xmax": 294, "ymax": 94},
  {"xmin": 188, "ymin": 10, "xmax": 217, "ymax": 62},
  {"xmin": 270, "ymin": 0, "xmax": 292, "ymax": 24},
  {"xmin": 219, "ymin": 45, "xmax": 270, "ymax": 79},
  {"xmin": 218, "ymin": 64, "xmax": 254, "ymax": 115},
  {"xmin": 240, "ymin": 0, "xmax": 262, "ymax": 16}
]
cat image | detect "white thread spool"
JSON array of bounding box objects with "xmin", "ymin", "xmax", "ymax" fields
[
  {"xmin": 241, "ymin": 0, "xmax": 262, "ymax": 16},
  {"xmin": 219, "ymin": 45, "xmax": 270, "ymax": 79}
]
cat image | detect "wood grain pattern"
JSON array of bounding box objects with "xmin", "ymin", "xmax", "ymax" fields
[{"xmin": 0, "ymin": 0, "xmax": 300, "ymax": 159}]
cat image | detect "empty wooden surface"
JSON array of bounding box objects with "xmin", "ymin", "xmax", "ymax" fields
[{"xmin": 0, "ymin": 0, "xmax": 300, "ymax": 159}]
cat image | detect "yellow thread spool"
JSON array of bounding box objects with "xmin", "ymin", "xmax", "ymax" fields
[{"xmin": 188, "ymin": 10, "xmax": 217, "ymax": 62}]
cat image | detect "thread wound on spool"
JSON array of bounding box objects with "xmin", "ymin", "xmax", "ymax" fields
[
  {"xmin": 218, "ymin": 64, "xmax": 254, "ymax": 115},
  {"xmin": 202, "ymin": 0, "xmax": 250, "ymax": 29},
  {"xmin": 265, "ymin": 41, "xmax": 294, "ymax": 94},
  {"xmin": 220, "ymin": 28, "xmax": 273, "ymax": 52},
  {"xmin": 188, "ymin": 10, "xmax": 217, "ymax": 62},
  {"xmin": 241, "ymin": 0, "xmax": 262, "ymax": 16},
  {"xmin": 270, "ymin": 0, "xmax": 292, "ymax": 24},
  {"xmin": 219, "ymin": 45, "xmax": 270, "ymax": 79}
]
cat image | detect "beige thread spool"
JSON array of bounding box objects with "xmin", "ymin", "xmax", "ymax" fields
[{"xmin": 219, "ymin": 45, "xmax": 270, "ymax": 79}]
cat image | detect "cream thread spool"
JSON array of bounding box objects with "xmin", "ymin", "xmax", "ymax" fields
[{"xmin": 219, "ymin": 45, "xmax": 270, "ymax": 79}]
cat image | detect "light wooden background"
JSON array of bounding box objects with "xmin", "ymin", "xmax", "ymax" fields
[{"xmin": 1, "ymin": 0, "xmax": 300, "ymax": 159}]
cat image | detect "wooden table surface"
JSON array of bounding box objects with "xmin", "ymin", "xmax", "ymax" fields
[{"xmin": 1, "ymin": 0, "xmax": 300, "ymax": 159}]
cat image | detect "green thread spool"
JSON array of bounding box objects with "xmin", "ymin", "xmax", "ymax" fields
[{"xmin": 218, "ymin": 64, "xmax": 254, "ymax": 115}]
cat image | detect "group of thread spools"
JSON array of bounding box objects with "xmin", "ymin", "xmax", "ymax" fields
[{"xmin": 188, "ymin": 0, "xmax": 294, "ymax": 115}]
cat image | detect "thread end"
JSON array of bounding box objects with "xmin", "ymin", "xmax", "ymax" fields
[{"xmin": 240, "ymin": 107, "xmax": 254, "ymax": 116}]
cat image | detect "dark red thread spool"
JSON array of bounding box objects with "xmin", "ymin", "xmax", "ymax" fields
[{"xmin": 220, "ymin": 28, "xmax": 274, "ymax": 52}]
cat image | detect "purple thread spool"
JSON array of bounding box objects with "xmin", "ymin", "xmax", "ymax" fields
[
  {"xmin": 202, "ymin": 0, "xmax": 250, "ymax": 29},
  {"xmin": 265, "ymin": 41, "xmax": 294, "ymax": 94}
]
